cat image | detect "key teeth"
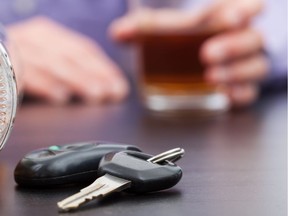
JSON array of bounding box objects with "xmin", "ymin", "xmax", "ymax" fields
[
  {"xmin": 58, "ymin": 202, "xmax": 81, "ymax": 212},
  {"xmin": 57, "ymin": 182, "xmax": 106, "ymax": 212},
  {"xmin": 58, "ymin": 193, "xmax": 105, "ymax": 212},
  {"xmin": 58, "ymin": 200, "xmax": 84, "ymax": 212},
  {"xmin": 57, "ymin": 203, "xmax": 69, "ymax": 212},
  {"xmin": 57, "ymin": 198, "xmax": 82, "ymax": 212},
  {"xmin": 57, "ymin": 205, "xmax": 75, "ymax": 212}
]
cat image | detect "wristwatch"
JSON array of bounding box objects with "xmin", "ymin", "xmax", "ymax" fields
[{"xmin": 0, "ymin": 24, "xmax": 18, "ymax": 150}]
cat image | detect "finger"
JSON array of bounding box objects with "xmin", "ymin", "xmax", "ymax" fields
[
  {"xmin": 110, "ymin": 5, "xmax": 218, "ymax": 42},
  {"xmin": 23, "ymin": 69, "xmax": 70, "ymax": 104},
  {"xmin": 110, "ymin": 0, "xmax": 263, "ymax": 42},
  {"xmin": 71, "ymin": 59, "xmax": 129, "ymax": 103},
  {"xmin": 51, "ymin": 52, "xmax": 128, "ymax": 104},
  {"xmin": 205, "ymin": 54, "xmax": 269, "ymax": 83},
  {"xmin": 206, "ymin": 0, "xmax": 263, "ymax": 32},
  {"xmin": 228, "ymin": 83, "xmax": 259, "ymax": 107},
  {"xmin": 29, "ymin": 38, "xmax": 111, "ymax": 104},
  {"xmin": 201, "ymin": 28, "xmax": 264, "ymax": 64},
  {"xmin": 14, "ymin": 18, "xmax": 128, "ymax": 103},
  {"xmin": 74, "ymin": 43, "xmax": 129, "ymax": 101},
  {"xmin": 63, "ymin": 44, "xmax": 129, "ymax": 102},
  {"xmin": 50, "ymin": 31, "xmax": 129, "ymax": 102},
  {"xmin": 47, "ymin": 60, "xmax": 112, "ymax": 103},
  {"xmin": 29, "ymin": 61, "xmax": 110, "ymax": 104},
  {"xmin": 7, "ymin": 17, "xmax": 125, "ymax": 104}
]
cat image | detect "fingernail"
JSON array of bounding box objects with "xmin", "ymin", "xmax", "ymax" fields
[
  {"xmin": 208, "ymin": 67, "xmax": 229, "ymax": 82},
  {"xmin": 53, "ymin": 86, "xmax": 70, "ymax": 104},
  {"xmin": 231, "ymin": 85, "xmax": 244, "ymax": 101},
  {"xmin": 83, "ymin": 85, "xmax": 107, "ymax": 104},
  {"xmin": 111, "ymin": 80, "xmax": 129, "ymax": 98},
  {"xmin": 224, "ymin": 9, "xmax": 243, "ymax": 28},
  {"xmin": 207, "ymin": 43, "xmax": 226, "ymax": 62},
  {"xmin": 110, "ymin": 17, "xmax": 136, "ymax": 39},
  {"xmin": 88, "ymin": 85, "xmax": 103, "ymax": 98}
]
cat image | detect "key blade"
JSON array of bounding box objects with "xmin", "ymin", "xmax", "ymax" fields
[
  {"xmin": 57, "ymin": 174, "xmax": 131, "ymax": 211},
  {"xmin": 57, "ymin": 182, "xmax": 104, "ymax": 211}
]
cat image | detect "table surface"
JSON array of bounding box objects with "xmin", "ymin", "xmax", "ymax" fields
[{"xmin": 0, "ymin": 91, "xmax": 286, "ymax": 216}]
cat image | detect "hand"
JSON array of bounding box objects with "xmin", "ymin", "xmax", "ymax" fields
[
  {"xmin": 110, "ymin": 0, "xmax": 268, "ymax": 107},
  {"xmin": 7, "ymin": 16, "xmax": 129, "ymax": 104},
  {"xmin": 200, "ymin": 0, "xmax": 269, "ymax": 107}
]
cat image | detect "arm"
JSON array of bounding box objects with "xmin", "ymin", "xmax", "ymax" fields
[
  {"xmin": 6, "ymin": 17, "xmax": 129, "ymax": 104},
  {"xmin": 110, "ymin": 0, "xmax": 270, "ymax": 107},
  {"xmin": 254, "ymin": 0, "xmax": 287, "ymax": 79}
]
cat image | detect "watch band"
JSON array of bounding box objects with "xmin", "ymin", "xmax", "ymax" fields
[{"xmin": 0, "ymin": 24, "xmax": 18, "ymax": 150}]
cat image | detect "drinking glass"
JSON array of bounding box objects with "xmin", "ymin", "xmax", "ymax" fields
[{"xmin": 132, "ymin": 0, "xmax": 229, "ymax": 115}]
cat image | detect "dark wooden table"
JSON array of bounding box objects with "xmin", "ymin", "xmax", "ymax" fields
[{"xmin": 0, "ymin": 91, "xmax": 286, "ymax": 216}]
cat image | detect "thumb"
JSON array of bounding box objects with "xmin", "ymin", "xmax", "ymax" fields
[
  {"xmin": 205, "ymin": 0, "xmax": 264, "ymax": 32},
  {"xmin": 110, "ymin": 0, "xmax": 263, "ymax": 42},
  {"xmin": 109, "ymin": 5, "xmax": 218, "ymax": 42}
]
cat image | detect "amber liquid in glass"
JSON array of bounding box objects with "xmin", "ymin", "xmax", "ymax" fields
[
  {"xmin": 137, "ymin": 32, "xmax": 215, "ymax": 95},
  {"xmin": 136, "ymin": 31, "xmax": 229, "ymax": 114}
]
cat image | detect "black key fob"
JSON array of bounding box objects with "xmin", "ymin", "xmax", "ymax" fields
[
  {"xmin": 14, "ymin": 141, "xmax": 141, "ymax": 187},
  {"xmin": 98, "ymin": 151, "xmax": 183, "ymax": 193}
]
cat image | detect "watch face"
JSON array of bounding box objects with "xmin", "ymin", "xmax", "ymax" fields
[{"xmin": 0, "ymin": 43, "xmax": 18, "ymax": 150}]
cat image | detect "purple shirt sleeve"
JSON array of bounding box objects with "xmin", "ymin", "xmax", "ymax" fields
[
  {"xmin": 0, "ymin": 0, "xmax": 286, "ymax": 81},
  {"xmin": 0, "ymin": 0, "xmax": 127, "ymax": 60},
  {"xmin": 253, "ymin": 0, "xmax": 287, "ymax": 78},
  {"xmin": 0, "ymin": 23, "xmax": 6, "ymax": 42}
]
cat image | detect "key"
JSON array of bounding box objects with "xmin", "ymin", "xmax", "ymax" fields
[
  {"xmin": 14, "ymin": 141, "xmax": 142, "ymax": 187},
  {"xmin": 57, "ymin": 149, "xmax": 184, "ymax": 211}
]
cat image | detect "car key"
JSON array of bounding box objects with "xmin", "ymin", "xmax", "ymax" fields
[
  {"xmin": 14, "ymin": 141, "xmax": 141, "ymax": 187},
  {"xmin": 57, "ymin": 148, "xmax": 184, "ymax": 211}
]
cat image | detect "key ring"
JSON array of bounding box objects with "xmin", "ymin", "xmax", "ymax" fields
[{"xmin": 147, "ymin": 148, "xmax": 185, "ymax": 164}]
